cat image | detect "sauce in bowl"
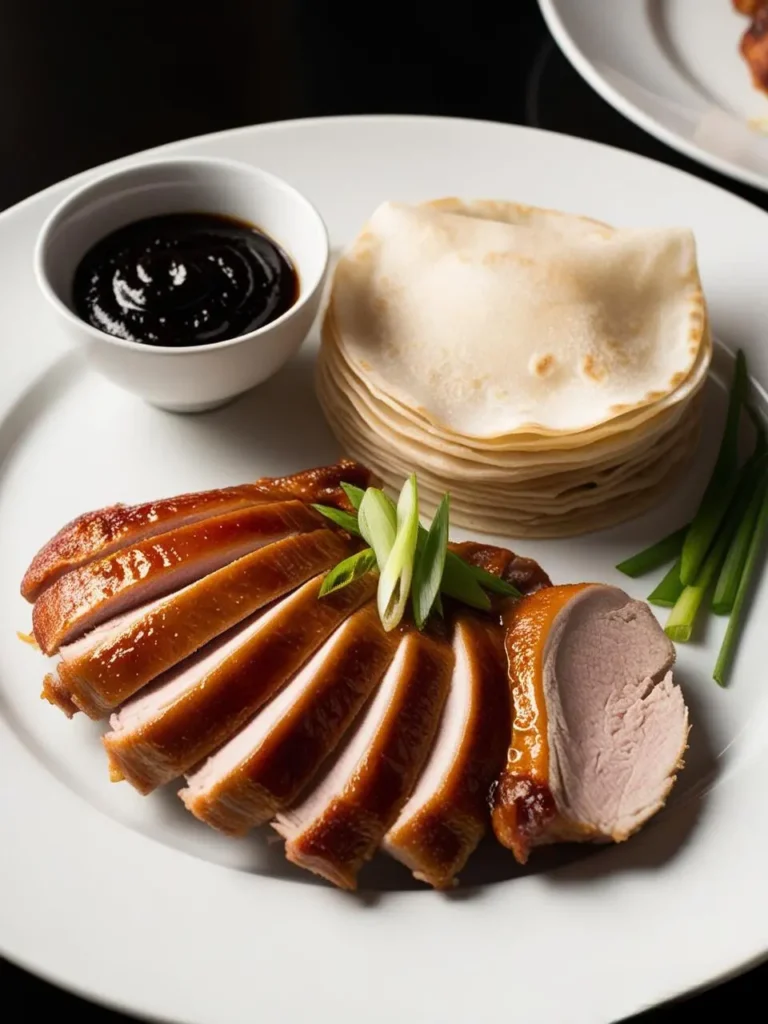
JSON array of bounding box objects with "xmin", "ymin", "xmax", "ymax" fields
[{"xmin": 72, "ymin": 212, "xmax": 298, "ymax": 348}]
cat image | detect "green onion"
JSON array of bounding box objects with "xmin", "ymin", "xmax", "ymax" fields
[
  {"xmin": 441, "ymin": 552, "xmax": 492, "ymax": 611},
  {"xmin": 378, "ymin": 475, "xmax": 420, "ymax": 631},
  {"xmin": 358, "ymin": 488, "xmax": 397, "ymax": 570},
  {"xmin": 319, "ymin": 548, "xmax": 377, "ymax": 597},
  {"xmin": 647, "ymin": 558, "xmax": 684, "ymax": 608},
  {"xmin": 616, "ymin": 525, "xmax": 689, "ymax": 578},
  {"xmin": 665, "ymin": 528, "xmax": 734, "ymax": 642},
  {"xmin": 340, "ymin": 482, "xmax": 365, "ymax": 511},
  {"xmin": 412, "ymin": 494, "xmax": 450, "ymax": 629},
  {"xmin": 464, "ymin": 562, "xmax": 521, "ymax": 598},
  {"xmin": 712, "ymin": 460, "xmax": 768, "ymax": 614},
  {"xmin": 714, "ymin": 478, "xmax": 768, "ymax": 686},
  {"xmin": 680, "ymin": 350, "xmax": 747, "ymax": 585},
  {"xmin": 311, "ymin": 504, "xmax": 362, "ymax": 536}
]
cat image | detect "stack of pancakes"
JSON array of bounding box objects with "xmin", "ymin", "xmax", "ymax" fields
[{"xmin": 317, "ymin": 199, "xmax": 711, "ymax": 537}]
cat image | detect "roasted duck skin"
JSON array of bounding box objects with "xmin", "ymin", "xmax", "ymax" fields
[
  {"xmin": 104, "ymin": 573, "xmax": 377, "ymax": 793},
  {"xmin": 32, "ymin": 501, "xmax": 322, "ymax": 654},
  {"xmin": 383, "ymin": 613, "xmax": 509, "ymax": 888},
  {"xmin": 491, "ymin": 584, "xmax": 689, "ymax": 864},
  {"xmin": 21, "ymin": 459, "xmax": 372, "ymax": 602},
  {"xmin": 47, "ymin": 529, "xmax": 353, "ymax": 718}
]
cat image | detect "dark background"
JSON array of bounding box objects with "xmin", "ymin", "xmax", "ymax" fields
[{"xmin": 1, "ymin": 0, "xmax": 765, "ymax": 1020}]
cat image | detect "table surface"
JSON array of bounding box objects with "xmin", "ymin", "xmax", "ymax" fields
[{"xmin": 1, "ymin": 1, "xmax": 765, "ymax": 1020}]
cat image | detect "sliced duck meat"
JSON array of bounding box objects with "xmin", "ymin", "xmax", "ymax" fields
[
  {"xmin": 32, "ymin": 500, "xmax": 322, "ymax": 654},
  {"xmin": 181, "ymin": 601, "xmax": 398, "ymax": 834},
  {"xmin": 104, "ymin": 572, "xmax": 376, "ymax": 793},
  {"xmin": 450, "ymin": 540, "xmax": 552, "ymax": 595},
  {"xmin": 21, "ymin": 458, "xmax": 372, "ymax": 602},
  {"xmin": 274, "ymin": 628, "xmax": 454, "ymax": 890},
  {"xmin": 383, "ymin": 614, "xmax": 509, "ymax": 888},
  {"xmin": 47, "ymin": 528, "xmax": 353, "ymax": 718},
  {"xmin": 491, "ymin": 584, "xmax": 688, "ymax": 864}
]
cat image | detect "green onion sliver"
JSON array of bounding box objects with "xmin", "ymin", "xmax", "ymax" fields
[
  {"xmin": 441, "ymin": 552, "xmax": 492, "ymax": 611},
  {"xmin": 412, "ymin": 494, "xmax": 450, "ymax": 630},
  {"xmin": 311, "ymin": 504, "xmax": 362, "ymax": 537},
  {"xmin": 665, "ymin": 526, "xmax": 734, "ymax": 642},
  {"xmin": 647, "ymin": 558, "xmax": 684, "ymax": 608},
  {"xmin": 378, "ymin": 474, "xmax": 420, "ymax": 631},
  {"xmin": 340, "ymin": 482, "xmax": 365, "ymax": 511},
  {"xmin": 616, "ymin": 524, "xmax": 689, "ymax": 579},
  {"xmin": 714, "ymin": 479, "xmax": 768, "ymax": 687},
  {"xmin": 319, "ymin": 548, "xmax": 377, "ymax": 597},
  {"xmin": 358, "ymin": 488, "xmax": 397, "ymax": 570},
  {"xmin": 680, "ymin": 350, "xmax": 747, "ymax": 585},
  {"xmin": 713, "ymin": 484, "xmax": 764, "ymax": 615}
]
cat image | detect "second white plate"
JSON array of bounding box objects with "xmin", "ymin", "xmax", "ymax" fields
[{"xmin": 540, "ymin": 0, "xmax": 768, "ymax": 191}]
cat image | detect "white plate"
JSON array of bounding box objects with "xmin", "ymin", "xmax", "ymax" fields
[
  {"xmin": 2, "ymin": 115, "xmax": 768, "ymax": 1024},
  {"xmin": 540, "ymin": 0, "xmax": 768, "ymax": 192}
]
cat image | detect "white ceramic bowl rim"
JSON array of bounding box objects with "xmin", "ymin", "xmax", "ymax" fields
[{"xmin": 32, "ymin": 155, "xmax": 330, "ymax": 356}]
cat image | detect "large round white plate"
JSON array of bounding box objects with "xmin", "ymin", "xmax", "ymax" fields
[
  {"xmin": 2, "ymin": 116, "xmax": 768, "ymax": 1024},
  {"xmin": 540, "ymin": 0, "xmax": 768, "ymax": 191}
]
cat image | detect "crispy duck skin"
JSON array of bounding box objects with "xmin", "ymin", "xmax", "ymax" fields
[
  {"xmin": 32, "ymin": 500, "xmax": 322, "ymax": 655},
  {"xmin": 491, "ymin": 584, "xmax": 688, "ymax": 864},
  {"xmin": 104, "ymin": 573, "xmax": 377, "ymax": 793},
  {"xmin": 382, "ymin": 614, "xmax": 509, "ymax": 888},
  {"xmin": 21, "ymin": 459, "xmax": 373, "ymax": 602},
  {"xmin": 180, "ymin": 601, "xmax": 398, "ymax": 834},
  {"xmin": 46, "ymin": 529, "xmax": 353, "ymax": 719},
  {"xmin": 274, "ymin": 629, "xmax": 454, "ymax": 890},
  {"xmin": 741, "ymin": 7, "xmax": 768, "ymax": 94}
]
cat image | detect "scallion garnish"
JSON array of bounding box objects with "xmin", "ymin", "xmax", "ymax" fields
[
  {"xmin": 713, "ymin": 476, "xmax": 766, "ymax": 615},
  {"xmin": 311, "ymin": 504, "xmax": 362, "ymax": 536},
  {"xmin": 378, "ymin": 475, "xmax": 420, "ymax": 631},
  {"xmin": 340, "ymin": 482, "xmax": 365, "ymax": 511},
  {"xmin": 319, "ymin": 548, "xmax": 378, "ymax": 597},
  {"xmin": 616, "ymin": 525, "xmax": 689, "ymax": 578},
  {"xmin": 412, "ymin": 493, "xmax": 450, "ymax": 630},
  {"xmin": 680, "ymin": 350, "xmax": 747, "ymax": 585},
  {"xmin": 714, "ymin": 478, "xmax": 768, "ymax": 686},
  {"xmin": 358, "ymin": 488, "xmax": 397, "ymax": 569},
  {"xmin": 316, "ymin": 475, "xmax": 519, "ymax": 628},
  {"xmin": 647, "ymin": 558, "xmax": 684, "ymax": 608}
]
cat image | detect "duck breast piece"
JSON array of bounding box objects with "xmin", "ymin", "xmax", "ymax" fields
[
  {"xmin": 274, "ymin": 629, "xmax": 454, "ymax": 890},
  {"xmin": 21, "ymin": 459, "xmax": 372, "ymax": 602},
  {"xmin": 383, "ymin": 614, "xmax": 509, "ymax": 888},
  {"xmin": 32, "ymin": 500, "xmax": 322, "ymax": 654},
  {"xmin": 180, "ymin": 601, "xmax": 398, "ymax": 834},
  {"xmin": 104, "ymin": 572, "xmax": 376, "ymax": 793},
  {"xmin": 47, "ymin": 529, "xmax": 353, "ymax": 718},
  {"xmin": 492, "ymin": 584, "xmax": 688, "ymax": 864}
]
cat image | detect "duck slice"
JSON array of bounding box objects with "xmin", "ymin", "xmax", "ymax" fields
[
  {"xmin": 274, "ymin": 628, "xmax": 454, "ymax": 890},
  {"xmin": 32, "ymin": 500, "xmax": 322, "ymax": 654},
  {"xmin": 382, "ymin": 614, "xmax": 509, "ymax": 888},
  {"xmin": 491, "ymin": 584, "xmax": 689, "ymax": 863},
  {"xmin": 104, "ymin": 572, "xmax": 376, "ymax": 793},
  {"xmin": 180, "ymin": 601, "xmax": 398, "ymax": 834},
  {"xmin": 46, "ymin": 528, "xmax": 353, "ymax": 718},
  {"xmin": 21, "ymin": 458, "xmax": 372, "ymax": 602}
]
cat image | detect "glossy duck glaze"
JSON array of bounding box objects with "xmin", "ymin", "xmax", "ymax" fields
[
  {"xmin": 275, "ymin": 628, "xmax": 455, "ymax": 890},
  {"xmin": 48, "ymin": 529, "xmax": 353, "ymax": 718},
  {"xmin": 32, "ymin": 500, "xmax": 322, "ymax": 654},
  {"xmin": 181, "ymin": 600, "xmax": 399, "ymax": 834},
  {"xmin": 21, "ymin": 459, "xmax": 372, "ymax": 602},
  {"xmin": 383, "ymin": 613, "xmax": 509, "ymax": 888},
  {"xmin": 105, "ymin": 572, "xmax": 377, "ymax": 793}
]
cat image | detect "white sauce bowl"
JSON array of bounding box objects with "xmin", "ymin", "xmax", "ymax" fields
[{"xmin": 34, "ymin": 157, "xmax": 329, "ymax": 412}]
